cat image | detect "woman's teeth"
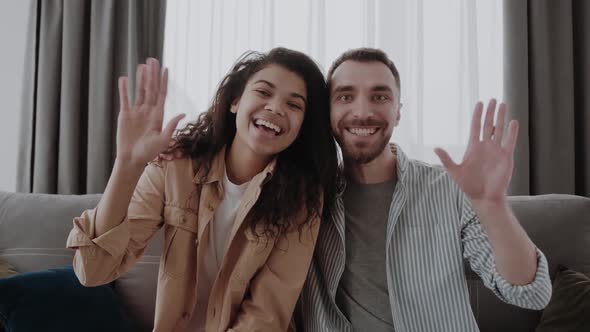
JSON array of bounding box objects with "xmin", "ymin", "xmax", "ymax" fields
[
  {"xmin": 255, "ymin": 119, "xmax": 282, "ymax": 134},
  {"xmin": 348, "ymin": 127, "xmax": 377, "ymax": 136}
]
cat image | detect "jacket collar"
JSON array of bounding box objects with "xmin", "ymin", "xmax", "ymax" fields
[{"xmin": 192, "ymin": 146, "xmax": 278, "ymax": 186}]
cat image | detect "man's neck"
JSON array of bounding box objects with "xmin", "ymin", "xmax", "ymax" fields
[{"xmin": 344, "ymin": 146, "xmax": 397, "ymax": 184}]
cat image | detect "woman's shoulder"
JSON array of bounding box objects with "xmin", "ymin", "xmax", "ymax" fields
[
  {"xmin": 146, "ymin": 156, "xmax": 198, "ymax": 181},
  {"xmin": 142, "ymin": 157, "xmax": 201, "ymax": 202}
]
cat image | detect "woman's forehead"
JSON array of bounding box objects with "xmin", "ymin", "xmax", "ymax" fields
[{"xmin": 248, "ymin": 64, "xmax": 307, "ymax": 96}]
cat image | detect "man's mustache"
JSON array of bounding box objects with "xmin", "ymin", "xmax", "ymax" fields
[{"xmin": 341, "ymin": 119, "xmax": 387, "ymax": 127}]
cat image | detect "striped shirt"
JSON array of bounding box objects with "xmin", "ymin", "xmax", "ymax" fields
[{"xmin": 298, "ymin": 144, "xmax": 552, "ymax": 332}]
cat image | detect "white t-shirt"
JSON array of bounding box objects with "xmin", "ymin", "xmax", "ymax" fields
[{"xmin": 190, "ymin": 166, "xmax": 250, "ymax": 331}]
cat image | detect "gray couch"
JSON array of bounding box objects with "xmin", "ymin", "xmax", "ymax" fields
[{"xmin": 0, "ymin": 191, "xmax": 589, "ymax": 331}]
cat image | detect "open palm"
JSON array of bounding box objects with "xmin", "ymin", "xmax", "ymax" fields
[
  {"xmin": 116, "ymin": 58, "xmax": 185, "ymax": 167},
  {"xmin": 434, "ymin": 100, "xmax": 519, "ymax": 203}
]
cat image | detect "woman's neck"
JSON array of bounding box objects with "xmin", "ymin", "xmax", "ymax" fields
[{"xmin": 225, "ymin": 141, "xmax": 272, "ymax": 185}]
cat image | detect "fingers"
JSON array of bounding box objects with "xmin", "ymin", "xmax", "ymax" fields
[
  {"xmin": 482, "ymin": 99, "xmax": 497, "ymax": 140},
  {"xmin": 468, "ymin": 102, "xmax": 483, "ymax": 145},
  {"xmin": 153, "ymin": 67, "xmax": 168, "ymax": 131},
  {"xmin": 118, "ymin": 77, "xmax": 130, "ymax": 112},
  {"xmin": 503, "ymin": 120, "xmax": 519, "ymax": 154},
  {"xmin": 146, "ymin": 58, "xmax": 161, "ymax": 105},
  {"xmin": 152, "ymin": 59, "xmax": 161, "ymax": 94},
  {"xmin": 162, "ymin": 113, "xmax": 187, "ymax": 140},
  {"xmin": 135, "ymin": 64, "xmax": 146, "ymax": 106},
  {"xmin": 158, "ymin": 149, "xmax": 185, "ymax": 161},
  {"xmin": 134, "ymin": 58, "xmax": 166, "ymax": 109},
  {"xmin": 434, "ymin": 148, "xmax": 458, "ymax": 173},
  {"xmin": 145, "ymin": 61, "xmax": 154, "ymax": 105},
  {"xmin": 157, "ymin": 68, "xmax": 168, "ymax": 108},
  {"xmin": 173, "ymin": 150, "xmax": 185, "ymax": 159},
  {"xmin": 492, "ymin": 103, "xmax": 507, "ymax": 143},
  {"xmin": 159, "ymin": 152, "xmax": 175, "ymax": 161}
]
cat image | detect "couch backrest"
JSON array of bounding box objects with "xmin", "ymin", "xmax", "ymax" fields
[
  {"xmin": 468, "ymin": 194, "xmax": 590, "ymax": 331},
  {"xmin": 2, "ymin": 192, "xmax": 589, "ymax": 332}
]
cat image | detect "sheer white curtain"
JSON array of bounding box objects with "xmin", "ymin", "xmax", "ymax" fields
[{"xmin": 163, "ymin": 0, "xmax": 503, "ymax": 163}]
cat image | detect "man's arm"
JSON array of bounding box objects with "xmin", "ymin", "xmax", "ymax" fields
[
  {"xmin": 436, "ymin": 100, "xmax": 552, "ymax": 308},
  {"xmin": 460, "ymin": 194, "xmax": 552, "ymax": 309},
  {"xmin": 470, "ymin": 199, "xmax": 536, "ymax": 285},
  {"xmin": 435, "ymin": 99, "xmax": 539, "ymax": 285}
]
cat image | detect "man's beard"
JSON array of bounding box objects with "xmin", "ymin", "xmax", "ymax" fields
[
  {"xmin": 338, "ymin": 134, "xmax": 390, "ymax": 164},
  {"xmin": 335, "ymin": 118, "xmax": 391, "ymax": 164}
]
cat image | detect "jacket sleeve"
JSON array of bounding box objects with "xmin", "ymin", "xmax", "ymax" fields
[{"xmin": 66, "ymin": 161, "xmax": 166, "ymax": 286}]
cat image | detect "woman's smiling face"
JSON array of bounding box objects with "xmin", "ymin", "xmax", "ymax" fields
[{"xmin": 231, "ymin": 64, "xmax": 307, "ymax": 158}]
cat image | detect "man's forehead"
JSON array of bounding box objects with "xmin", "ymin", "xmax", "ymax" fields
[{"xmin": 330, "ymin": 60, "xmax": 397, "ymax": 91}]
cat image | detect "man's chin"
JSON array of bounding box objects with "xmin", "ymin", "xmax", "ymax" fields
[
  {"xmin": 335, "ymin": 133, "xmax": 391, "ymax": 164},
  {"xmin": 341, "ymin": 145, "xmax": 386, "ymax": 164}
]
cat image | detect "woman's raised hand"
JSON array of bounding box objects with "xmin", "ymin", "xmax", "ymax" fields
[{"xmin": 116, "ymin": 58, "xmax": 186, "ymax": 168}]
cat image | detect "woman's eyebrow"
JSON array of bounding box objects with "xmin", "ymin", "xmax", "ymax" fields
[{"xmin": 254, "ymin": 79, "xmax": 306, "ymax": 103}]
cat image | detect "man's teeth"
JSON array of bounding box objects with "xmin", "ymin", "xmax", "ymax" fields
[
  {"xmin": 255, "ymin": 119, "xmax": 281, "ymax": 134},
  {"xmin": 348, "ymin": 128, "xmax": 377, "ymax": 136}
]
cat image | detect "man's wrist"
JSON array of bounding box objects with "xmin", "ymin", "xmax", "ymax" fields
[
  {"xmin": 470, "ymin": 197, "xmax": 509, "ymax": 213},
  {"xmin": 469, "ymin": 197, "xmax": 513, "ymax": 228}
]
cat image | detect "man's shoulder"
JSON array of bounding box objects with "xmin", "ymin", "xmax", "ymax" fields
[
  {"xmin": 401, "ymin": 158, "xmax": 461, "ymax": 195},
  {"xmin": 406, "ymin": 158, "xmax": 449, "ymax": 181},
  {"xmin": 406, "ymin": 158, "xmax": 444, "ymax": 173}
]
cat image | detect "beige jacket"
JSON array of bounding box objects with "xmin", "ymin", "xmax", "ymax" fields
[{"xmin": 66, "ymin": 148, "xmax": 320, "ymax": 331}]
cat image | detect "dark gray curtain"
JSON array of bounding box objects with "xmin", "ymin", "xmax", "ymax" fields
[
  {"xmin": 504, "ymin": 0, "xmax": 590, "ymax": 196},
  {"xmin": 17, "ymin": 0, "xmax": 167, "ymax": 194}
]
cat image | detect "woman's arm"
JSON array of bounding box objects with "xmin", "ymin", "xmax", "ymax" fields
[
  {"xmin": 66, "ymin": 58, "xmax": 184, "ymax": 286},
  {"xmin": 66, "ymin": 161, "xmax": 166, "ymax": 286}
]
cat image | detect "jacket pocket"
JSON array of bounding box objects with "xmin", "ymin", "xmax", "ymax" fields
[
  {"xmin": 231, "ymin": 225, "xmax": 274, "ymax": 283},
  {"xmin": 162, "ymin": 206, "xmax": 198, "ymax": 278}
]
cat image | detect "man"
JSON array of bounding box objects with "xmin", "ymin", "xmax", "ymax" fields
[{"xmin": 297, "ymin": 48, "xmax": 551, "ymax": 331}]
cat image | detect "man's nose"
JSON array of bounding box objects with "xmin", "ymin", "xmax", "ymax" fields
[{"xmin": 351, "ymin": 98, "xmax": 372, "ymax": 119}]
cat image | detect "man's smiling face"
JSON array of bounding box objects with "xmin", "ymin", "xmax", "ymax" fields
[{"xmin": 329, "ymin": 60, "xmax": 401, "ymax": 164}]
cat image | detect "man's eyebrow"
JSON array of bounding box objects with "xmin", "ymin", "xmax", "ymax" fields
[
  {"xmin": 253, "ymin": 79, "xmax": 306, "ymax": 103},
  {"xmin": 332, "ymin": 85, "xmax": 355, "ymax": 94},
  {"xmin": 332, "ymin": 85, "xmax": 393, "ymax": 94},
  {"xmin": 371, "ymin": 85, "xmax": 394, "ymax": 93}
]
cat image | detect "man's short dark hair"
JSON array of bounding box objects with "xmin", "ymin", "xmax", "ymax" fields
[{"xmin": 327, "ymin": 48, "xmax": 401, "ymax": 93}]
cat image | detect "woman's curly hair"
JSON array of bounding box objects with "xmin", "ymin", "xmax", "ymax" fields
[{"xmin": 167, "ymin": 47, "xmax": 339, "ymax": 239}]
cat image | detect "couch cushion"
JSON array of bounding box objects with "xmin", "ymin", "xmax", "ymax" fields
[
  {"xmin": 467, "ymin": 194, "xmax": 590, "ymax": 331},
  {"xmin": 114, "ymin": 256, "xmax": 160, "ymax": 332},
  {"xmin": 0, "ymin": 191, "xmax": 102, "ymax": 272},
  {"xmin": 536, "ymin": 265, "xmax": 590, "ymax": 331},
  {"xmin": 0, "ymin": 265, "xmax": 134, "ymax": 332}
]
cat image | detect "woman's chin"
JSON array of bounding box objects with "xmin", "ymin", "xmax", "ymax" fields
[{"xmin": 248, "ymin": 143, "xmax": 284, "ymax": 159}]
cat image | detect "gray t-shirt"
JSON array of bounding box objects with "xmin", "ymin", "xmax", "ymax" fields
[{"xmin": 336, "ymin": 179, "xmax": 396, "ymax": 332}]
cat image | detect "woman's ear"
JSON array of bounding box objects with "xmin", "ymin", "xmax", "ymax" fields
[{"xmin": 230, "ymin": 98, "xmax": 240, "ymax": 114}]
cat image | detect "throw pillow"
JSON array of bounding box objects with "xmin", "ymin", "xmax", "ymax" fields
[
  {"xmin": 536, "ymin": 265, "xmax": 590, "ymax": 332},
  {"xmin": 0, "ymin": 261, "xmax": 17, "ymax": 279},
  {"xmin": 0, "ymin": 265, "xmax": 135, "ymax": 332}
]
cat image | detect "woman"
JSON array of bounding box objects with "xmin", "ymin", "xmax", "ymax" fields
[{"xmin": 66, "ymin": 48, "xmax": 338, "ymax": 331}]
